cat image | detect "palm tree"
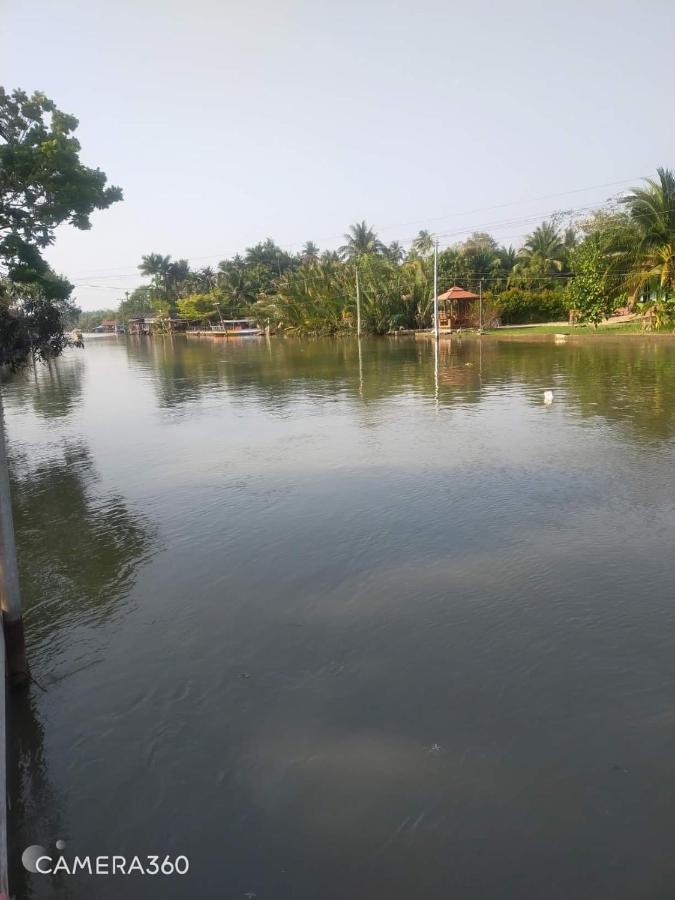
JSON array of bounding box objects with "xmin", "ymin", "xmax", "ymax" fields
[
  {"xmin": 512, "ymin": 221, "xmax": 568, "ymax": 283},
  {"xmin": 386, "ymin": 241, "xmax": 404, "ymax": 263},
  {"xmin": 497, "ymin": 245, "xmax": 517, "ymax": 272},
  {"xmin": 217, "ymin": 264, "xmax": 257, "ymax": 317},
  {"xmin": 338, "ymin": 221, "xmax": 383, "ymax": 260},
  {"xmin": 199, "ymin": 266, "xmax": 216, "ymax": 291},
  {"xmin": 302, "ymin": 241, "xmax": 320, "ymax": 264},
  {"xmin": 411, "ymin": 229, "xmax": 434, "ymax": 257},
  {"xmin": 460, "ymin": 235, "xmax": 501, "ymax": 290},
  {"xmin": 138, "ymin": 253, "xmax": 172, "ymax": 301},
  {"xmin": 167, "ymin": 259, "xmax": 192, "ymax": 299},
  {"xmin": 618, "ymin": 168, "xmax": 675, "ymax": 299},
  {"xmin": 138, "ymin": 253, "xmax": 171, "ymax": 279}
]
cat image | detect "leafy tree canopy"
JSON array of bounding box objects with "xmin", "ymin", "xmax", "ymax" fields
[{"xmin": 0, "ymin": 87, "xmax": 122, "ymax": 366}]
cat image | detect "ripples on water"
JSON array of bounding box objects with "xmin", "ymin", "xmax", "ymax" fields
[{"xmin": 4, "ymin": 334, "xmax": 675, "ymax": 899}]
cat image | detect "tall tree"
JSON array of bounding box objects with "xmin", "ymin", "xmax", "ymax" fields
[
  {"xmin": 302, "ymin": 241, "xmax": 320, "ymax": 264},
  {"xmin": 512, "ymin": 221, "xmax": 569, "ymax": 286},
  {"xmin": 0, "ymin": 88, "xmax": 122, "ymax": 365},
  {"xmin": 138, "ymin": 253, "xmax": 172, "ymax": 304},
  {"xmin": 411, "ymin": 229, "xmax": 434, "ymax": 257},
  {"xmin": 385, "ymin": 241, "xmax": 404, "ymax": 263},
  {"xmin": 619, "ymin": 167, "xmax": 675, "ymax": 299},
  {"xmin": 339, "ymin": 221, "xmax": 383, "ymax": 260},
  {"xmin": 0, "ymin": 87, "xmax": 121, "ymax": 682}
]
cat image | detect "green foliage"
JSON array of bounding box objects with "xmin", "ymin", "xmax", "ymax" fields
[
  {"xmin": 358, "ymin": 255, "xmax": 428, "ymax": 334},
  {"xmin": 255, "ymin": 256, "xmax": 433, "ymax": 335},
  {"xmin": 339, "ymin": 221, "xmax": 384, "ymax": 260},
  {"xmin": 436, "ymin": 234, "xmax": 515, "ymax": 294},
  {"xmin": 410, "ymin": 230, "xmax": 434, "ymax": 258},
  {"xmin": 0, "ymin": 88, "xmax": 122, "ymax": 269},
  {"xmin": 620, "ymin": 168, "xmax": 675, "ymax": 293},
  {"xmin": 0, "ymin": 280, "xmax": 80, "ymax": 367},
  {"xmin": 122, "ymin": 286, "xmax": 154, "ymax": 319},
  {"xmin": 492, "ymin": 287, "xmax": 568, "ymax": 324},
  {"xmin": 510, "ymin": 221, "xmax": 570, "ymax": 288},
  {"xmin": 116, "ymin": 169, "xmax": 675, "ymax": 337},
  {"xmin": 0, "ymin": 87, "xmax": 122, "ymax": 366},
  {"xmin": 175, "ymin": 293, "xmax": 220, "ymax": 321},
  {"xmin": 609, "ymin": 168, "xmax": 675, "ymax": 327},
  {"xmin": 565, "ymin": 234, "xmax": 618, "ymax": 326},
  {"xmin": 256, "ymin": 262, "xmax": 352, "ymax": 333},
  {"xmin": 77, "ymin": 308, "xmax": 117, "ymax": 332}
]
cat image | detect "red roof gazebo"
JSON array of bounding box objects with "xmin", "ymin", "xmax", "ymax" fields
[{"xmin": 436, "ymin": 285, "xmax": 480, "ymax": 328}]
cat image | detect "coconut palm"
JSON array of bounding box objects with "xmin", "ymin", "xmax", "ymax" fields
[
  {"xmin": 618, "ymin": 168, "xmax": 675, "ymax": 297},
  {"xmin": 338, "ymin": 221, "xmax": 384, "ymax": 260},
  {"xmin": 512, "ymin": 221, "xmax": 569, "ymax": 284},
  {"xmin": 302, "ymin": 241, "xmax": 320, "ymax": 264},
  {"xmin": 199, "ymin": 266, "xmax": 216, "ymax": 290},
  {"xmin": 139, "ymin": 253, "xmax": 172, "ymax": 298},
  {"xmin": 386, "ymin": 241, "xmax": 404, "ymax": 263},
  {"xmin": 411, "ymin": 229, "xmax": 434, "ymax": 257},
  {"xmin": 138, "ymin": 253, "xmax": 171, "ymax": 279},
  {"xmin": 217, "ymin": 265, "xmax": 257, "ymax": 317},
  {"xmin": 167, "ymin": 259, "xmax": 192, "ymax": 299},
  {"xmin": 496, "ymin": 245, "xmax": 518, "ymax": 273}
]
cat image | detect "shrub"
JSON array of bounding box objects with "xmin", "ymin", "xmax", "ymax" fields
[{"xmin": 490, "ymin": 288, "xmax": 567, "ymax": 324}]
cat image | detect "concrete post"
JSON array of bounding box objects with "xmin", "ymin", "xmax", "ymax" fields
[{"xmin": 0, "ymin": 398, "xmax": 28, "ymax": 687}]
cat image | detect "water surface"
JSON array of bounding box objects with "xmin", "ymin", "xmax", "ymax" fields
[{"xmin": 4, "ymin": 334, "xmax": 675, "ymax": 899}]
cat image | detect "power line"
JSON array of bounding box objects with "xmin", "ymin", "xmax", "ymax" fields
[
  {"xmin": 71, "ymin": 199, "xmax": 673, "ymax": 295},
  {"xmin": 68, "ymin": 175, "xmax": 644, "ymax": 282}
]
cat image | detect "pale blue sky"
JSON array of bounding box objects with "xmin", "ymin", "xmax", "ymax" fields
[{"xmin": 5, "ymin": 0, "xmax": 675, "ymax": 309}]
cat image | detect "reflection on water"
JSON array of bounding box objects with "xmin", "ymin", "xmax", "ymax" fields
[
  {"xmin": 2, "ymin": 354, "xmax": 86, "ymax": 420},
  {"xmin": 10, "ymin": 442, "xmax": 156, "ymax": 672},
  {"xmin": 121, "ymin": 333, "xmax": 675, "ymax": 441},
  {"xmin": 4, "ymin": 333, "xmax": 675, "ymax": 899}
]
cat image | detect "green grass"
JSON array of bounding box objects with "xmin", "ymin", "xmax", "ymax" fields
[{"xmin": 485, "ymin": 322, "xmax": 674, "ymax": 336}]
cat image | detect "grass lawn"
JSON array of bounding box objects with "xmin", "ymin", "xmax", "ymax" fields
[{"xmin": 485, "ymin": 321, "xmax": 673, "ymax": 336}]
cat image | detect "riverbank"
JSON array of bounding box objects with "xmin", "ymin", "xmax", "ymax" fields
[
  {"xmin": 482, "ymin": 313, "xmax": 675, "ymax": 336},
  {"xmin": 486, "ymin": 323, "xmax": 675, "ymax": 337}
]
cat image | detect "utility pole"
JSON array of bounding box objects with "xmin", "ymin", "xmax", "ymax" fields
[
  {"xmin": 433, "ymin": 240, "xmax": 439, "ymax": 339},
  {"xmin": 479, "ymin": 279, "xmax": 483, "ymax": 332},
  {"xmin": 0, "ymin": 403, "xmax": 27, "ymax": 687},
  {"xmin": 355, "ymin": 264, "xmax": 362, "ymax": 337}
]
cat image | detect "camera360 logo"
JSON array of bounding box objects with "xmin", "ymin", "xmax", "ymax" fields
[{"xmin": 22, "ymin": 841, "xmax": 189, "ymax": 876}]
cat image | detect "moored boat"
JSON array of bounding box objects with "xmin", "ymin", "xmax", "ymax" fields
[{"xmin": 190, "ymin": 319, "xmax": 262, "ymax": 337}]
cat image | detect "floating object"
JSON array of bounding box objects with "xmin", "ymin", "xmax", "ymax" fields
[
  {"xmin": 554, "ymin": 333, "xmax": 567, "ymax": 344},
  {"xmin": 188, "ymin": 319, "xmax": 262, "ymax": 337},
  {"xmin": 544, "ymin": 390, "xmax": 554, "ymax": 405}
]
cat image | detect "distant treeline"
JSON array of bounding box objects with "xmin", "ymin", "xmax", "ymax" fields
[{"xmin": 80, "ymin": 168, "xmax": 675, "ymax": 334}]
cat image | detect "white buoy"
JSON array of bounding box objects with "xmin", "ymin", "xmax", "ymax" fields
[{"xmin": 544, "ymin": 390, "xmax": 554, "ymax": 405}]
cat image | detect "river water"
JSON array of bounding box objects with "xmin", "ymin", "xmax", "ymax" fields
[{"xmin": 3, "ymin": 333, "xmax": 675, "ymax": 899}]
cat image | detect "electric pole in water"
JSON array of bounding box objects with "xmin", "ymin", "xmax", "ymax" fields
[
  {"xmin": 355, "ymin": 264, "xmax": 362, "ymax": 337},
  {"xmin": 433, "ymin": 240, "xmax": 439, "ymax": 339}
]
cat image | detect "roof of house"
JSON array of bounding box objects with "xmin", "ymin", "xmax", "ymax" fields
[{"xmin": 437, "ymin": 285, "xmax": 480, "ymax": 301}]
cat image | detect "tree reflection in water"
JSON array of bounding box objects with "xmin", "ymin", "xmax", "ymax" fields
[
  {"xmin": 124, "ymin": 333, "xmax": 675, "ymax": 442},
  {"xmin": 10, "ymin": 442, "xmax": 156, "ymax": 668}
]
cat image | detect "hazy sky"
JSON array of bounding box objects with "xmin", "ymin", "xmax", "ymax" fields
[{"xmin": 5, "ymin": 0, "xmax": 675, "ymax": 310}]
